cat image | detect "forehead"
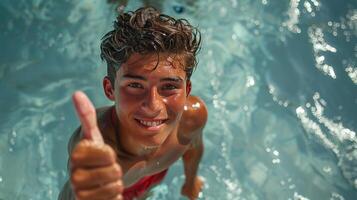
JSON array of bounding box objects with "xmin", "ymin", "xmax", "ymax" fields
[{"xmin": 118, "ymin": 53, "xmax": 187, "ymax": 77}]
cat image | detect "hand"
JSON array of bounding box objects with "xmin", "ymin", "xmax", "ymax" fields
[
  {"xmin": 181, "ymin": 176, "xmax": 204, "ymax": 200},
  {"xmin": 70, "ymin": 91, "xmax": 123, "ymax": 200}
]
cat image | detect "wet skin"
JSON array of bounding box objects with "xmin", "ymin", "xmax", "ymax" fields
[{"xmin": 69, "ymin": 53, "xmax": 207, "ymax": 200}]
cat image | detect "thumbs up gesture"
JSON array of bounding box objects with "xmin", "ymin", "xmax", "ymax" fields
[{"xmin": 70, "ymin": 91, "xmax": 123, "ymax": 200}]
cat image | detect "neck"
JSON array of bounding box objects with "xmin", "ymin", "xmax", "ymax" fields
[{"xmin": 121, "ymin": 134, "xmax": 158, "ymax": 159}]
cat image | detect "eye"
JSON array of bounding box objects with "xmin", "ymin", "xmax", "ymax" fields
[
  {"xmin": 162, "ymin": 84, "xmax": 178, "ymax": 90},
  {"xmin": 128, "ymin": 82, "xmax": 144, "ymax": 89}
]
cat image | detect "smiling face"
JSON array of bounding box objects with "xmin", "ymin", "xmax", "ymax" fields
[{"xmin": 104, "ymin": 53, "xmax": 191, "ymax": 151}]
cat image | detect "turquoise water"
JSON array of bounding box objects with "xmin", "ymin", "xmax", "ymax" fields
[{"xmin": 0, "ymin": 0, "xmax": 356, "ymax": 199}]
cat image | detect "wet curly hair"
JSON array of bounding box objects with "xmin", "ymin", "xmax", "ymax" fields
[{"xmin": 100, "ymin": 7, "xmax": 201, "ymax": 84}]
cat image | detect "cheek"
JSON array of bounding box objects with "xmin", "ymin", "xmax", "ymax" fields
[
  {"xmin": 165, "ymin": 93, "xmax": 186, "ymax": 115},
  {"xmin": 116, "ymin": 88, "xmax": 141, "ymax": 113}
]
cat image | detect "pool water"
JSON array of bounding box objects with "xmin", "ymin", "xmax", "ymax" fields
[{"xmin": 0, "ymin": 0, "xmax": 356, "ymax": 199}]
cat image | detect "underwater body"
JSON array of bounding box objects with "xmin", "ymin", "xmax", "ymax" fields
[{"xmin": 0, "ymin": 0, "xmax": 356, "ymax": 199}]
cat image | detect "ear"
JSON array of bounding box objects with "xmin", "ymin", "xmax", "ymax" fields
[
  {"xmin": 186, "ymin": 80, "xmax": 192, "ymax": 97},
  {"xmin": 103, "ymin": 76, "xmax": 115, "ymax": 101}
]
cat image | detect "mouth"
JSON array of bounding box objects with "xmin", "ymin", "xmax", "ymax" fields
[{"xmin": 134, "ymin": 118, "xmax": 168, "ymax": 131}]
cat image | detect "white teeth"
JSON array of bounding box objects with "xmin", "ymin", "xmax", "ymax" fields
[{"xmin": 139, "ymin": 120, "xmax": 163, "ymax": 127}]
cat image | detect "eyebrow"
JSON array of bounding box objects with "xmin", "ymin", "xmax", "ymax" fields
[
  {"xmin": 122, "ymin": 74, "xmax": 183, "ymax": 82},
  {"xmin": 122, "ymin": 74, "xmax": 146, "ymax": 80},
  {"xmin": 160, "ymin": 77, "xmax": 183, "ymax": 82}
]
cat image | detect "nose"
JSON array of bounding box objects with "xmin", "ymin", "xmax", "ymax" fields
[{"xmin": 141, "ymin": 87, "xmax": 164, "ymax": 116}]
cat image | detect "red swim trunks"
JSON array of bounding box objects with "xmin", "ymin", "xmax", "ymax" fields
[{"xmin": 123, "ymin": 169, "xmax": 168, "ymax": 200}]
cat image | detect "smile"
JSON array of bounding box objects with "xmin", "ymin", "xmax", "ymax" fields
[
  {"xmin": 138, "ymin": 120, "xmax": 164, "ymax": 127},
  {"xmin": 135, "ymin": 118, "xmax": 167, "ymax": 131}
]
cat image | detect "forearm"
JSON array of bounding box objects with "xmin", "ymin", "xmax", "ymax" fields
[{"xmin": 182, "ymin": 135, "xmax": 204, "ymax": 183}]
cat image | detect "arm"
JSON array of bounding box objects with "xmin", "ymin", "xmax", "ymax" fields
[
  {"xmin": 182, "ymin": 131, "xmax": 204, "ymax": 184},
  {"xmin": 180, "ymin": 96, "xmax": 208, "ymax": 199},
  {"xmin": 58, "ymin": 92, "xmax": 123, "ymax": 200},
  {"xmin": 181, "ymin": 130, "xmax": 204, "ymax": 200},
  {"xmin": 180, "ymin": 96, "xmax": 207, "ymax": 200}
]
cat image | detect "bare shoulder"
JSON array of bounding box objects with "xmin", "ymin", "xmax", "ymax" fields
[
  {"xmin": 96, "ymin": 106, "xmax": 112, "ymax": 127},
  {"xmin": 178, "ymin": 95, "xmax": 208, "ymax": 142},
  {"xmin": 95, "ymin": 106, "xmax": 118, "ymax": 145},
  {"xmin": 68, "ymin": 106, "xmax": 112, "ymax": 148}
]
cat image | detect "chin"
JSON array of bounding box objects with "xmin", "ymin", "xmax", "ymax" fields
[
  {"xmin": 131, "ymin": 117, "xmax": 176, "ymax": 146},
  {"xmin": 140, "ymin": 131, "xmax": 169, "ymax": 147}
]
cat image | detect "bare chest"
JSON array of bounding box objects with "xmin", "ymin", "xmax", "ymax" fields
[{"xmin": 119, "ymin": 135, "xmax": 189, "ymax": 187}]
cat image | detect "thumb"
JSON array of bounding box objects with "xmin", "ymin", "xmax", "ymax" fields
[{"xmin": 72, "ymin": 91, "xmax": 104, "ymax": 144}]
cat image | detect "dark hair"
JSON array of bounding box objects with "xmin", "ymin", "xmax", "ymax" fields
[{"xmin": 100, "ymin": 7, "xmax": 201, "ymax": 84}]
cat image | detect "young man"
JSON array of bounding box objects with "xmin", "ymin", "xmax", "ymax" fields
[{"xmin": 58, "ymin": 7, "xmax": 207, "ymax": 200}]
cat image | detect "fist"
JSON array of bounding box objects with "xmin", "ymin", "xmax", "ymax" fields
[
  {"xmin": 70, "ymin": 91, "xmax": 123, "ymax": 200},
  {"xmin": 71, "ymin": 141, "xmax": 123, "ymax": 200}
]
